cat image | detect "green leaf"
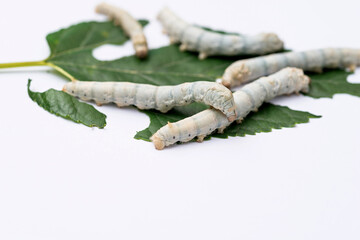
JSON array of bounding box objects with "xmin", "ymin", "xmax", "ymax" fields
[
  {"xmin": 38, "ymin": 20, "xmax": 359, "ymax": 142},
  {"xmin": 306, "ymin": 69, "xmax": 360, "ymax": 98},
  {"xmin": 135, "ymin": 103, "xmax": 320, "ymax": 141},
  {"xmin": 41, "ymin": 20, "xmax": 322, "ymax": 141},
  {"xmin": 27, "ymin": 79, "xmax": 106, "ymax": 128}
]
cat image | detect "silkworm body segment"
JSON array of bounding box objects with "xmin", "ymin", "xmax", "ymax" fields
[
  {"xmin": 151, "ymin": 68, "xmax": 310, "ymax": 150},
  {"xmin": 157, "ymin": 7, "xmax": 284, "ymax": 59},
  {"xmin": 222, "ymin": 48, "xmax": 360, "ymax": 88},
  {"xmin": 63, "ymin": 81, "xmax": 237, "ymax": 121},
  {"xmin": 96, "ymin": 2, "xmax": 148, "ymax": 58}
]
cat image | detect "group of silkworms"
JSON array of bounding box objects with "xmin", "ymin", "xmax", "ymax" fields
[{"xmin": 63, "ymin": 2, "xmax": 360, "ymax": 150}]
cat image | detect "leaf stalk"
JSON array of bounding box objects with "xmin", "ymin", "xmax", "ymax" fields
[
  {"xmin": 0, "ymin": 60, "xmax": 75, "ymax": 81},
  {"xmin": 0, "ymin": 60, "xmax": 47, "ymax": 68}
]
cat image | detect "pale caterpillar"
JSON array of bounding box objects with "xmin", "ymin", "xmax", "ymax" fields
[
  {"xmin": 157, "ymin": 7, "xmax": 284, "ymax": 59},
  {"xmin": 151, "ymin": 68, "xmax": 310, "ymax": 150},
  {"xmin": 95, "ymin": 2, "xmax": 148, "ymax": 58},
  {"xmin": 62, "ymin": 81, "xmax": 237, "ymax": 121},
  {"xmin": 221, "ymin": 48, "xmax": 360, "ymax": 88}
]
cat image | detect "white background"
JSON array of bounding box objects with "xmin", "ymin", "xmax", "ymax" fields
[{"xmin": 0, "ymin": 0, "xmax": 359, "ymax": 239}]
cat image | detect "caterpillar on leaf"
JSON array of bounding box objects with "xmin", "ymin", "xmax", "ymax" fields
[
  {"xmin": 151, "ymin": 68, "xmax": 310, "ymax": 150},
  {"xmin": 221, "ymin": 48, "xmax": 360, "ymax": 88},
  {"xmin": 62, "ymin": 81, "xmax": 237, "ymax": 121},
  {"xmin": 157, "ymin": 7, "xmax": 284, "ymax": 59}
]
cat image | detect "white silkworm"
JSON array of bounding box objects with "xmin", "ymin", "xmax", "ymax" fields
[
  {"xmin": 157, "ymin": 7, "xmax": 284, "ymax": 59},
  {"xmin": 62, "ymin": 81, "xmax": 237, "ymax": 121},
  {"xmin": 151, "ymin": 67, "xmax": 310, "ymax": 150},
  {"xmin": 95, "ymin": 2, "xmax": 148, "ymax": 58},
  {"xmin": 221, "ymin": 48, "xmax": 360, "ymax": 88}
]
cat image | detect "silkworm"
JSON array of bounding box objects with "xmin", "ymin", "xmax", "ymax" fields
[
  {"xmin": 62, "ymin": 81, "xmax": 237, "ymax": 121},
  {"xmin": 221, "ymin": 48, "xmax": 360, "ymax": 88},
  {"xmin": 157, "ymin": 7, "xmax": 284, "ymax": 59},
  {"xmin": 151, "ymin": 67, "xmax": 310, "ymax": 150},
  {"xmin": 95, "ymin": 2, "xmax": 148, "ymax": 58}
]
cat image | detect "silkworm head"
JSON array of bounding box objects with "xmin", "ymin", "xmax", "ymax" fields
[
  {"xmin": 151, "ymin": 122, "xmax": 181, "ymax": 150},
  {"xmin": 132, "ymin": 35, "xmax": 148, "ymax": 58},
  {"xmin": 221, "ymin": 62, "xmax": 250, "ymax": 88},
  {"xmin": 151, "ymin": 133, "xmax": 166, "ymax": 150},
  {"xmin": 221, "ymin": 71, "xmax": 237, "ymax": 88},
  {"xmin": 62, "ymin": 82, "xmax": 75, "ymax": 95},
  {"xmin": 134, "ymin": 44, "xmax": 148, "ymax": 58},
  {"xmin": 95, "ymin": 2, "xmax": 109, "ymax": 14}
]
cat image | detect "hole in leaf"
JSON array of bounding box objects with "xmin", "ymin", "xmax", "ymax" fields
[{"xmin": 92, "ymin": 42, "xmax": 134, "ymax": 61}]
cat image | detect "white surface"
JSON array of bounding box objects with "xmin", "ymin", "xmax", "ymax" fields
[{"xmin": 0, "ymin": 0, "xmax": 359, "ymax": 239}]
